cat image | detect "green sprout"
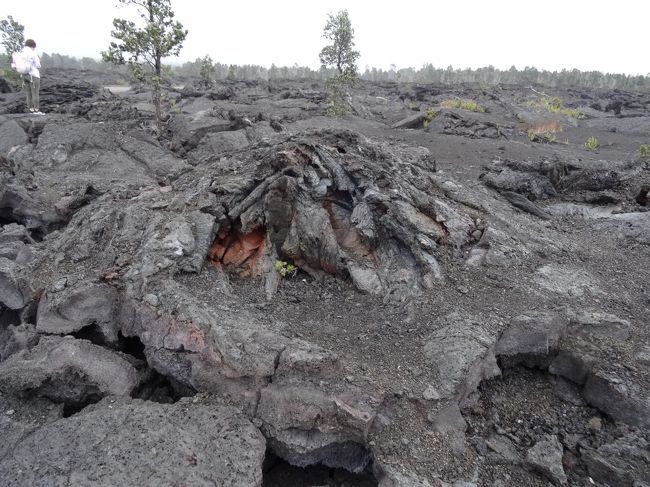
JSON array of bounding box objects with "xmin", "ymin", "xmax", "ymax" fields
[{"xmin": 275, "ymin": 259, "xmax": 297, "ymax": 277}]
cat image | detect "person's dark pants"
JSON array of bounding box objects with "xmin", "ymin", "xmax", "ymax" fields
[{"xmin": 22, "ymin": 75, "xmax": 40, "ymax": 111}]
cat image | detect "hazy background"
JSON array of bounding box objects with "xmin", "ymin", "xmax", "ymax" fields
[{"xmin": 4, "ymin": 0, "xmax": 648, "ymax": 75}]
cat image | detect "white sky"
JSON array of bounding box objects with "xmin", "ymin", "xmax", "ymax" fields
[{"xmin": 3, "ymin": 0, "xmax": 648, "ymax": 75}]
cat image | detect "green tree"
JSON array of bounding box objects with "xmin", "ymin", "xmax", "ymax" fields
[
  {"xmin": 319, "ymin": 10, "xmax": 359, "ymax": 77},
  {"xmin": 102, "ymin": 0, "xmax": 187, "ymax": 134},
  {"xmin": 199, "ymin": 54, "xmax": 215, "ymax": 82},
  {"xmin": 319, "ymin": 10, "xmax": 360, "ymax": 117},
  {"xmin": 0, "ymin": 15, "xmax": 25, "ymax": 56}
]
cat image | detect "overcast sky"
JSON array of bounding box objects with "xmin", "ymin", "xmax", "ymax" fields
[{"xmin": 4, "ymin": 0, "xmax": 648, "ymax": 75}]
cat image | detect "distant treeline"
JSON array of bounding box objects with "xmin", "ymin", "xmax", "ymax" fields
[{"xmin": 11, "ymin": 53, "xmax": 650, "ymax": 91}]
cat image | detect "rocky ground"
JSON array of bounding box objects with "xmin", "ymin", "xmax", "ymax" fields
[{"xmin": 0, "ymin": 69, "xmax": 649, "ymax": 486}]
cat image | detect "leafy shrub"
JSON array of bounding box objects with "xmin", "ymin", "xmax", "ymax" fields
[{"xmin": 324, "ymin": 72, "xmax": 357, "ymax": 117}]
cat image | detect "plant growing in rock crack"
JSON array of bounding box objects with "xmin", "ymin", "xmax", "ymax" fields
[
  {"xmin": 584, "ymin": 136, "xmax": 599, "ymax": 151},
  {"xmin": 274, "ymin": 259, "xmax": 297, "ymax": 278},
  {"xmin": 102, "ymin": 0, "xmax": 187, "ymax": 135},
  {"xmin": 423, "ymin": 107, "xmax": 437, "ymax": 129},
  {"xmin": 319, "ymin": 10, "xmax": 360, "ymax": 117},
  {"xmin": 639, "ymin": 144, "xmax": 650, "ymax": 158},
  {"xmin": 324, "ymin": 76, "xmax": 352, "ymax": 117}
]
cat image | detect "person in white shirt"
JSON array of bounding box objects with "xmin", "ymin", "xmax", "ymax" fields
[{"xmin": 21, "ymin": 39, "xmax": 42, "ymax": 115}]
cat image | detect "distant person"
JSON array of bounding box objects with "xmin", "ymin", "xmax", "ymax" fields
[{"xmin": 12, "ymin": 39, "xmax": 42, "ymax": 115}]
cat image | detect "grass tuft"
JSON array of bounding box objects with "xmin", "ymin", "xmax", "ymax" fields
[{"xmin": 440, "ymin": 99, "xmax": 486, "ymax": 113}]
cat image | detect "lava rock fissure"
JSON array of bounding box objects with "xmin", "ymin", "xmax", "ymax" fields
[{"xmin": 262, "ymin": 450, "xmax": 378, "ymax": 487}]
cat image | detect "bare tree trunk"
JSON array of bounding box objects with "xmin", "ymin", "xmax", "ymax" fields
[
  {"xmin": 148, "ymin": 0, "xmax": 163, "ymax": 134},
  {"xmin": 153, "ymin": 78, "xmax": 162, "ymax": 135}
]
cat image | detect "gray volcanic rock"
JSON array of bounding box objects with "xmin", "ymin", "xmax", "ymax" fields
[
  {"xmin": 0, "ymin": 336, "xmax": 139, "ymax": 405},
  {"xmin": 0, "ymin": 323, "xmax": 39, "ymax": 362},
  {"xmin": 7, "ymin": 121, "xmax": 190, "ymax": 195},
  {"xmin": 481, "ymin": 165, "xmax": 558, "ymax": 201},
  {"xmin": 525, "ymin": 435, "xmax": 567, "ymax": 485},
  {"xmin": 424, "ymin": 312, "xmax": 500, "ymax": 400},
  {"xmin": 583, "ymin": 433, "xmax": 650, "ymax": 487},
  {"xmin": 0, "ymin": 392, "xmax": 63, "ymax": 462},
  {"xmin": 583, "ymin": 369, "xmax": 650, "ymax": 428},
  {"xmin": 36, "ymin": 281, "xmax": 119, "ymax": 344},
  {"xmin": 375, "ymin": 463, "xmax": 437, "ymax": 486},
  {"xmin": 268, "ymin": 429, "xmax": 372, "ymax": 473},
  {"xmin": 567, "ymin": 310, "xmax": 632, "ymax": 340},
  {"xmin": 257, "ymin": 380, "xmax": 379, "ymax": 471},
  {"xmin": 0, "ymin": 117, "xmax": 28, "ymax": 157},
  {"xmin": 0, "ymin": 258, "xmax": 32, "ymax": 310},
  {"xmin": 0, "ymin": 397, "xmax": 266, "ymax": 487},
  {"xmin": 0, "ymin": 182, "xmax": 68, "ymax": 237},
  {"xmin": 392, "ymin": 112, "xmax": 427, "ymax": 129},
  {"xmin": 0, "ymin": 223, "xmax": 34, "ymax": 245},
  {"xmin": 500, "ymin": 191, "xmax": 552, "ymax": 220},
  {"xmin": 496, "ymin": 311, "xmax": 567, "ymax": 365}
]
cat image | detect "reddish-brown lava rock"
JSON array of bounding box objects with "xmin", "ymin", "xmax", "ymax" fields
[{"xmin": 207, "ymin": 227, "xmax": 267, "ymax": 276}]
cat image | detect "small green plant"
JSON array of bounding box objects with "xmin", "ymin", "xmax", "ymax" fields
[
  {"xmin": 544, "ymin": 133, "xmax": 556, "ymax": 144},
  {"xmin": 584, "ymin": 136, "xmax": 599, "ymax": 151},
  {"xmin": 440, "ymin": 99, "xmax": 486, "ymax": 113},
  {"xmin": 527, "ymin": 129, "xmax": 556, "ymax": 144},
  {"xmin": 275, "ymin": 259, "xmax": 297, "ymax": 278},
  {"xmin": 423, "ymin": 106, "xmax": 437, "ymax": 129},
  {"xmin": 639, "ymin": 144, "xmax": 650, "ymax": 158}
]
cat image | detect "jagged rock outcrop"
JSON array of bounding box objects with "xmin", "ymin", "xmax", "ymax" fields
[{"xmin": 176, "ymin": 128, "xmax": 480, "ymax": 298}]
